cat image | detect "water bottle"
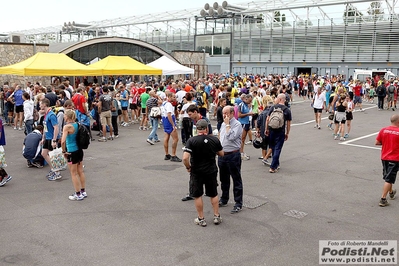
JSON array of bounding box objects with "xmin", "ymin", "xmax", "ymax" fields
[{"xmin": 192, "ymin": 125, "xmax": 197, "ymax": 136}]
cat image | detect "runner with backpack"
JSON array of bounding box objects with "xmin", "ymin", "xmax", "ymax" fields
[{"xmin": 265, "ymin": 94, "xmax": 292, "ymax": 173}]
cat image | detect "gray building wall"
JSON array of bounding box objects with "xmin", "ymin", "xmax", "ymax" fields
[{"xmin": 0, "ymin": 43, "xmax": 49, "ymax": 85}]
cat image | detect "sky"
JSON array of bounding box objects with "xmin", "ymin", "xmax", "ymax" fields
[
  {"xmin": 0, "ymin": 0, "xmax": 242, "ymax": 32},
  {"xmin": 0, "ymin": 1, "xmax": 386, "ymax": 33}
]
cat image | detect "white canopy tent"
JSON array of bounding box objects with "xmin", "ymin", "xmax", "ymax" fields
[
  {"xmin": 147, "ymin": 56, "xmax": 194, "ymax": 75},
  {"xmin": 86, "ymin": 57, "xmax": 101, "ymax": 65}
]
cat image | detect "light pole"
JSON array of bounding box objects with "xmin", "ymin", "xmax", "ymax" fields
[
  {"xmin": 202, "ymin": 49, "xmax": 206, "ymax": 78},
  {"xmin": 33, "ymin": 40, "xmax": 36, "ymax": 54}
]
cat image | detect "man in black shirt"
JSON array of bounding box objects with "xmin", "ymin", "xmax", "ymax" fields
[
  {"xmin": 183, "ymin": 119, "xmax": 224, "ymax": 227},
  {"xmin": 181, "ymin": 105, "xmax": 213, "ymax": 201}
]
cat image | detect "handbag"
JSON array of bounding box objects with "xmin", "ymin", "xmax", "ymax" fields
[
  {"xmin": 0, "ymin": 146, "xmax": 7, "ymax": 167},
  {"xmin": 150, "ymin": 106, "xmax": 161, "ymax": 118},
  {"xmin": 48, "ymin": 148, "xmax": 67, "ymax": 171}
]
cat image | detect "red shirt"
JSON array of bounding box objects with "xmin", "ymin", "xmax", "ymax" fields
[
  {"xmin": 137, "ymin": 87, "xmax": 146, "ymax": 95},
  {"xmin": 131, "ymin": 88, "xmax": 139, "ymax": 104},
  {"xmin": 72, "ymin": 93, "xmax": 86, "ymax": 114},
  {"xmin": 353, "ymin": 85, "xmax": 362, "ymax": 96},
  {"xmin": 376, "ymin": 125, "xmax": 399, "ymax": 162}
]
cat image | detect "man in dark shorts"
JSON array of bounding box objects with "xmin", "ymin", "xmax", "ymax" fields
[
  {"xmin": 375, "ymin": 114, "xmax": 399, "ymax": 207},
  {"xmin": 40, "ymin": 98, "xmax": 61, "ymax": 180},
  {"xmin": 182, "ymin": 119, "xmax": 224, "ymax": 227},
  {"xmin": 181, "ymin": 105, "xmax": 213, "ymax": 201}
]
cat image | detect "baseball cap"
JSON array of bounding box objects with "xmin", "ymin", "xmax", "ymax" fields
[{"xmin": 196, "ymin": 119, "xmax": 208, "ymax": 130}]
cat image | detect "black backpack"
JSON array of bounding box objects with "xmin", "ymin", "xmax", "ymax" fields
[
  {"xmin": 76, "ymin": 123, "xmax": 90, "ymax": 149},
  {"xmin": 388, "ymin": 85, "xmax": 395, "ymax": 94},
  {"xmin": 196, "ymin": 92, "xmax": 204, "ymax": 107}
]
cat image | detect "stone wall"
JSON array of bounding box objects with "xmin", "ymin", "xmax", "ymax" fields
[
  {"xmin": 171, "ymin": 51, "xmax": 206, "ymax": 79},
  {"xmin": 0, "ymin": 43, "xmax": 50, "ymax": 86}
]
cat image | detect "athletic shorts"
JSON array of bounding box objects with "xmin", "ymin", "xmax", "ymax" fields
[
  {"xmin": 189, "ymin": 171, "xmax": 218, "ymax": 198},
  {"xmin": 261, "ymin": 136, "xmax": 269, "ymax": 150},
  {"xmin": 15, "ymin": 105, "xmax": 24, "ymax": 113},
  {"xmin": 162, "ymin": 117, "xmax": 175, "ymax": 134},
  {"xmin": 334, "ymin": 118, "xmax": 346, "ymax": 124},
  {"xmin": 121, "ymin": 106, "xmax": 128, "ymax": 111},
  {"xmin": 130, "ymin": 103, "xmax": 138, "ymax": 110},
  {"xmin": 313, "ymin": 108, "xmax": 322, "ymax": 113},
  {"xmin": 42, "ymin": 139, "xmax": 55, "ymax": 151},
  {"xmin": 329, "ymin": 96, "xmax": 334, "ymax": 105},
  {"xmin": 382, "ymin": 160, "xmax": 398, "ymax": 184},
  {"xmin": 346, "ymin": 111, "xmax": 353, "ymax": 121},
  {"xmin": 241, "ymin": 123, "xmax": 250, "ymax": 131},
  {"xmin": 354, "ymin": 95, "xmax": 362, "ymax": 104},
  {"xmin": 141, "ymin": 108, "xmax": 146, "ymax": 114},
  {"xmin": 67, "ymin": 149, "xmax": 84, "ymax": 164}
]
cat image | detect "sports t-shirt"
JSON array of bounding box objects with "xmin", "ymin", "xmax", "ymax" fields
[
  {"xmin": 353, "ymin": 85, "xmax": 362, "ymax": 97},
  {"xmin": 14, "ymin": 89, "xmax": 24, "ymax": 106},
  {"xmin": 376, "ymin": 125, "xmax": 399, "ymax": 162},
  {"xmin": 72, "ymin": 93, "xmax": 86, "ymax": 114},
  {"xmin": 161, "ymin": 101, "xmax": 176, "ymax": 128},
  {"xmin": 238, "ymin": 102, "xmax": 251, "ymax": 125},
  {"xmin": 99, "ymin": 94, "xmax": 112, "ymax": 112},
  {"xmin": 140, "ymin": 92, "xmax": 150, "ymax": 108},
  {"xmin": 44, "ymin": 110, "xmax": 58, "ymax": 140},
  {"xmin": 120, "ymin": 90, "xmax": 129, "ymax": 108},
  {"xmin": 184, "ymin": 135, "xmax": 223, "ymax": 174}
]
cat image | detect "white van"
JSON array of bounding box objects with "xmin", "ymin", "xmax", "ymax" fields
[{"xmin": 353, "ymin": 69, "xmax": 396, "ymax": 82}]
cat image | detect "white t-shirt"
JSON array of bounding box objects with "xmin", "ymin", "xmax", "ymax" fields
[
  {"xmin": 161, "ymin": 101, "xmax": 174, "ymax": 118},
  {"xmin": 313, "ymin": 91, "xmax": 326, "ymax": 109},
  {"xmin": 181, "ymin": 102, "xmax": 196, "ymax": 118},
  {"xmin": 157, "ymin": 91, "xmax": 166, "ymax": 101},
  {"xmin": 176, "ymin": 90, "xmax": 187, "ymax": 104},
  {"xmin": 257, "ymin": 88, "xmax": 266, "ymax": 97},
  {"xmin": 64, "ymin": 89, "xmax": 71, "ymax": 99}
]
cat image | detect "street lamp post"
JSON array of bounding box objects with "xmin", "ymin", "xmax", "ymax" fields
[{"xmin": 202, "ymin": 49, "xmax": 206, "ymax": 78}]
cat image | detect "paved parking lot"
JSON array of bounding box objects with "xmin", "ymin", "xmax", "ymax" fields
[{"xmin": 0, "ymin": 98, "xmax": 397, "ymax": 266}]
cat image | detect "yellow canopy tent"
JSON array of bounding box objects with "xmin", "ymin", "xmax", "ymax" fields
[
  {"xmin": 0, "ymin": 52, "xmax": 102, "ymax": 76},
  {"xmin": 88, "ymin": 56, "xmax": 162, "ymax": 75}
]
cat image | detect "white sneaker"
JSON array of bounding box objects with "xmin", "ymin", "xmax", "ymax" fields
[
  {"xmin": 81, "ymin": 191, "xmax": 88, "ymax": 198},
  {"xmin": 213, "ymin": 214, "xmax": 222, "ymax": 225},
  {"xmin": 68, "ymin": 193, "xmax": 84, "ymax": 201},
  {"xmin": 241, "ymin": 153, "xmax": 250, "ymax": 160},
  {"xmin": 146, "ymin": 139, "xmax": 155, "ymax": 145},
  {"xmin": 245, "ymin": 140, "xmax": 252, "ymax": 145}
]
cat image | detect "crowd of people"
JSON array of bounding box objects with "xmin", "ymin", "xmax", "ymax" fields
[{"xmin": 0, "ymin": 71, "xmax": 397, "ymax": 220}]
